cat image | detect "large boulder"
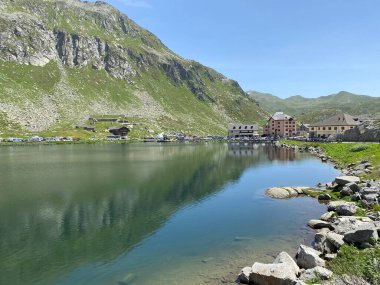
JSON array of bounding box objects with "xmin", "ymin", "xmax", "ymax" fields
[
  {"xmin": 296, "ymin": 245, "xmax": 325, "ymax": 269},
  {"xmin": 299, "ymin": 266, "xmax": 333, "ymax": 281},
  {"xmin": 273, "ymin": 251, "xmax": 300, "ymax": 276},
  {"xmin": 336, "ymin": 202, "xmax": 358, "ymax": 216},
  {"xmin": 238, "ymin": 267, "xmax": 253, "ymax": 284},
  {"xmin": 326, "ymin": 232, "xmax": 345, "ymax": 248},
  {"xmin": 308, "ymin": 219, "xmax": 333, "ymax": 230},
  {"xmin": 328, "ymin": 201, "xmax": 349, "ymax": 211},
  {"xmin": 250, "ymin": 262, "xmax": 298, "ymax": 285},
  {"xmin": 344, "ymin": 223, "xmax": 379, "ymax": 244},
  {"xmin": 266, "ymin": 187, "xmax": 296, "ymax": 199},
  {"xmin": 332, "ymin": 217, "xmax": 367, "ymax": 234},
  {"xmin": 335, "ymin": 176, "xmax": 360, "ymax": 186}
]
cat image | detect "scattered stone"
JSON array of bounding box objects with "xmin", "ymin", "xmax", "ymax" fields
[
  {"xmin": 296, "ymin": 245, "xmax": 325, "ymax": 269},
  {"xmin": 324, "ymin": 253, "xmax": 337, "ymax": 260},
  {"xmin": 300, "ymin": 266, "xmax": 333, "ymax": 281},
  {"xmin": 318, "ymin": 193, "xmax": 332, "ymax": 201},
  {"xmin": 250, "ymin": 262, "xmax": 298, "ymax": 285},
  {"xmin": 238, "ymin": 267, "xmax": 252, "ymax": 284},
  {"xmin": 336, "ymin": 202, "xmax": 358, "ymax": 216},
  {"xmin": 335, "ymin": 176, "xmax": 361, "ymax": 186},
  {"xmin": 308, "ymin": 219, "xmax": 333, "ymax": 230},
  {"xmin": 344, "ymin": 223, "xmax": 379, "ymax": 244},
  {"xmin": 320, "ymin": 211, "xmax": 335, "ymax": 222},
  {"xmin": 328, "ymin": 201, "xmax": 348, "ymax": 211},
  {"xmin": 326, "ymin": 232, "xmax": 345, "ymax": 249}
]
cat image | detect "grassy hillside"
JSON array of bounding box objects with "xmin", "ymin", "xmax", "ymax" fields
[
  {"xmin": 0, "ymin": 0, "xmax": 266, "ymax": 138},
  {"xmin": 248, "ymin": 91, "xmax": 380, "ymax": 123}
]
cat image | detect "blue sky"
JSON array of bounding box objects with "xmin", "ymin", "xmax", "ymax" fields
[{"xmin": 97, "ymin": 0, "xmax": 379, "ymax": 98}]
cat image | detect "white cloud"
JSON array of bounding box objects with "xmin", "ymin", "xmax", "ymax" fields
[{"xmin": 119, "ymin": 0, "xmax": 152, "ymax": 8}]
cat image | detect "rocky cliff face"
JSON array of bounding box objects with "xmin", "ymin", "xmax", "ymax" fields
[{"xmin": 0, "ymin": 0, "xmax": 265, "ymax": 134}]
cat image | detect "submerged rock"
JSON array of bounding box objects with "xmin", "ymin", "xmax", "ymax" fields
[{"xmin": 265, "ymin": 187, "xmax": 297, "ymax": 199}]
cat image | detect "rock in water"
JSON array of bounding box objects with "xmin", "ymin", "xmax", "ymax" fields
[
  {"xmin": 118, "ymin": 273, "xmax": 136, "ymax": 285},
  {"xmin": 238, "ymin": 267, "xmax": 253, "ymax": 284},
  {"xmin": 250, "ymin": 262, "xmax": 298, "ymax": 285}
]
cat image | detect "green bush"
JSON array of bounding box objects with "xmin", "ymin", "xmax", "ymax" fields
[
  {"xmin": 350, "ymin": 144, "xmax": 369, "ymax": 152},
  {"xmin": 329, "ymin": 245, "xmax": 380, "ymax": 284},
  {"xmin": 372, "ymin": 204, "xmax": 380, "ymax": 211}
]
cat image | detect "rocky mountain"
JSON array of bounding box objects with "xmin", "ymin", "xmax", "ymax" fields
[
  {"xmin": 0, "ymin": 0, "xmax": 266, "ymax": 136},
  {"xmin": 248, "ymin": 90, "xmax": 380, "ymax": 123}
]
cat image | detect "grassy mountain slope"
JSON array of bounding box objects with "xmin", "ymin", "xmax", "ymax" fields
[
  {"xmin": 0, "ymin": 0, "xmax": 266, "ymax": 138},
  {"xmin": 248, "ymin": 90, "xmax": 380, "ymax": 123}
]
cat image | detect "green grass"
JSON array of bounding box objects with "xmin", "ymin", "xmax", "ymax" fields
[
  {"xmin": 283, "ymin": 141, "xmax": 380, "ymax": 179},
  {"xmin": 329, "ymin": 245, "xmax": 380, "ymax": 284}
]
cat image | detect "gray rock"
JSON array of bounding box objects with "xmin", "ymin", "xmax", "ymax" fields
[
  {"xmin": 336, "ymin": 202, "xmax": 358, "ymax": 216},
  {"xmin": 335, "ymin": 176, "xmax": 361, "ymax": 186},
  {"xmin": 332, "ymin": 217, "xmax": 367, "ymax": 234},
  {"xmin": 324, "ymin": 253, "xmax": 337, "ymax": 260},
  {"xmin": 296, "ymin": 245, "xmax": 325, "ymax": 269},
  {"xmin": 340, "ymin": 186, "xmax": 353, "ymax": 196},
  {"xmin": 328, "ymin": 201, "xmax": 348, "ymax": 211},
  {"xmin": 273, "ymin": 251, "xmax": 300, "ymax": 276},
  {"xmin": 314, "ymin": 229, "xmax": 329, "ymax": 252},
  {"xmin": 265, "ymin": 187, "xmax": 298, "ymax": 199},
  {"xmin": 300, "ymin": 266, "xmax": 333, "ymax": 281},
  {"xmin": 250, "ymin": 262, "xmax": 298, "ymax": 285},
  {"xmin": 363, "ymin": 194, "xmax": 378, "ymax": 203},
  {"xmin": 344, "ymin": 223, "xmax": 379, "ymax": 244},
  {"xmin": 324, "ymin": 275, "xmax": 370, "ymax": 285},
  {"xmin": 320, "ymin": 211, "xmax": 335, "ymax": 221},
  {"xmin": 238, "ymin": 266, "xmax": 252, "ymax": 284},
  {"xmin": 346, "ymin": 182, "xmax": 361, "ymax": 193},
  {"xmin": 326, "ymin": 232, "xmax": 345, "ymax": 249},
  {"xmin": 318, "ymin": 193, "xmax": 332, "ymax": 201},
  {"xmin": 308, "ymin": 219, "xmax": 333, "ymax": 230}
]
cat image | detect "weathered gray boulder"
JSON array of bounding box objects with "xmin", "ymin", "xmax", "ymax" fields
[
  {"xmin": 336, "ymin": 202, "xmax": 358, "ymax": 216},
  {"xmin": 335, "ymin": 176, "xmax": 361, "ymax": 186},
  {"xmin": 250, "ymin": 262, "xmax": 298, "ymax": 285},
  {"xmin": 238, "ymin": 267, "xmax": 252, "ymax": 284},
  {"xmin": 296, "ymin": 245, "xmax": 325, "ymax": 269},
  {"xmin": 299, "ymin": 266, "xmax": 333, "ymax": 281},
  {"xmin": 326, "ymin": 232, "xmax": 345, "ymax": 249},
  {"xmin": 332, "ymin": 217, "xmax": 367, "ymax": 234},
  {"xmin": 328, "ymin": 201, "xmax": 348, "ymax": 211},
  {"xmin": 308, "ymin": 219, "xmax": 333, "ymax": 230},
  {"xmin": 314, "ymin": 229, "xmax": 329, "ymax": 252},
  {"xmin": 273, "ymin": 252, "xmax": 300, "ymax": 276},
  {"xmin": 346, "ymin": 182, "xmax": 361, "ymax": 193},
  {"xmin": 344, "ymin": 223, "xmax": 379, "ymax": 244},
  {"xmin": 320, "ymin": 211, "xmax": 335, "ymax": 221},
  {"xmin": 266, "ymin": 187, "xmax": 296, "ymax": 199},
  {"xmin": 340, "ymin": 186, "xmax": 354, "ymax": 196}
]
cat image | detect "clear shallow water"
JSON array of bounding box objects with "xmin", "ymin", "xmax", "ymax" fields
[{"xmin": 0, "ymin": 143, "xmax": 340, "ymax": 285}]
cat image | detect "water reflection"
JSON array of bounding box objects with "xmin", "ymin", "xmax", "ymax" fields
[{"xmin": 0, "ymin": 143, "xmax": 332, "ymax": 285}]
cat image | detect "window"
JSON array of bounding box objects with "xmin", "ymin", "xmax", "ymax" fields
[
  {"xmin": 334, "ymin": 127, "xmax": 337, "ymax": 130},
  {"xmin": 341, "ymin": 127, "xmax": 345, "ymax": 130},
  {"xmin": 251, "ymin": 126, "xmax": 253, "ymax": 129},
  {"xmin": 239, "ymin": 126, "xmax": 241, "ymax": 129},
  {"xmin": 233, "ymin": 126, "xmax": 236, "ymax": 129},
  {"xmin": 328, "ymin": 127, "xmax": 331, "ymax": 130},
  {"xmin": 311, "ymin": 127, "xmax": 314, "ymax": 131},
  {"xmin": 245, "ymin": 126, "xmax": 247, "ymax": 129},
  {"xmin": 323, "ymin": 127, "xmax": 326, "ymax": 130}
]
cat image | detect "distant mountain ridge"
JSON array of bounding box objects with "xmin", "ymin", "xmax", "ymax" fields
[
  {"xmin": 0, "ymin": 0, "xmax": 266, "ymax": 136},
  {"xmin": 247, "ymin": 91, "xmax": 380, "ymax": 123}
]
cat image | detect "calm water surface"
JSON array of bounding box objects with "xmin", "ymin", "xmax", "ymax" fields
[{"xmin": 0, "ymin": 143, "xmax": 340, "ymax": 285}]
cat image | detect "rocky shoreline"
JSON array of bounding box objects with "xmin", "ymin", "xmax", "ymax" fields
[{"xmin": 237, "ymin": 145, "xmax": 380, "ymax": 285}]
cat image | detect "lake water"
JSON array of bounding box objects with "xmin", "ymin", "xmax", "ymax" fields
[{"xmin": 0, "ymin": 143, "xmax": 340, "ymax": 285}]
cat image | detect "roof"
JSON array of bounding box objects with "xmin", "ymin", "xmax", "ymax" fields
[
  {"xmin": 310, "ymin": 113, "xmax": 361, "ymax": 127},
  {"xmin": 270, "ymin": 112, "xmax": 293, "ymax": 121},
  {"xmin": 228, "ymin": 123, "xmax": 259, "ymax": 131}
]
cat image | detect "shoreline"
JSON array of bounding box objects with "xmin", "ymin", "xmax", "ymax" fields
[{"xmin": 236, "ymin": 143, "xmax": 380, "ymax": 284}]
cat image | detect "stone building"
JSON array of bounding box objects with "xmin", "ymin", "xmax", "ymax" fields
[
  {"xmin": 264, "ymin": 112, "xmax": 296, "ymax": 137},
  {"xmin": 309, "ymin": 113, "xmax": 361, "ymax": 139},
  {"xmin": 228, "ymin": 123, "xmax": 260, "ymax": 138}
]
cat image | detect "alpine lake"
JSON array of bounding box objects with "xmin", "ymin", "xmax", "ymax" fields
[{"xmin": 0, "ymin": 142, "xmax": 340, "ymax": 285}]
